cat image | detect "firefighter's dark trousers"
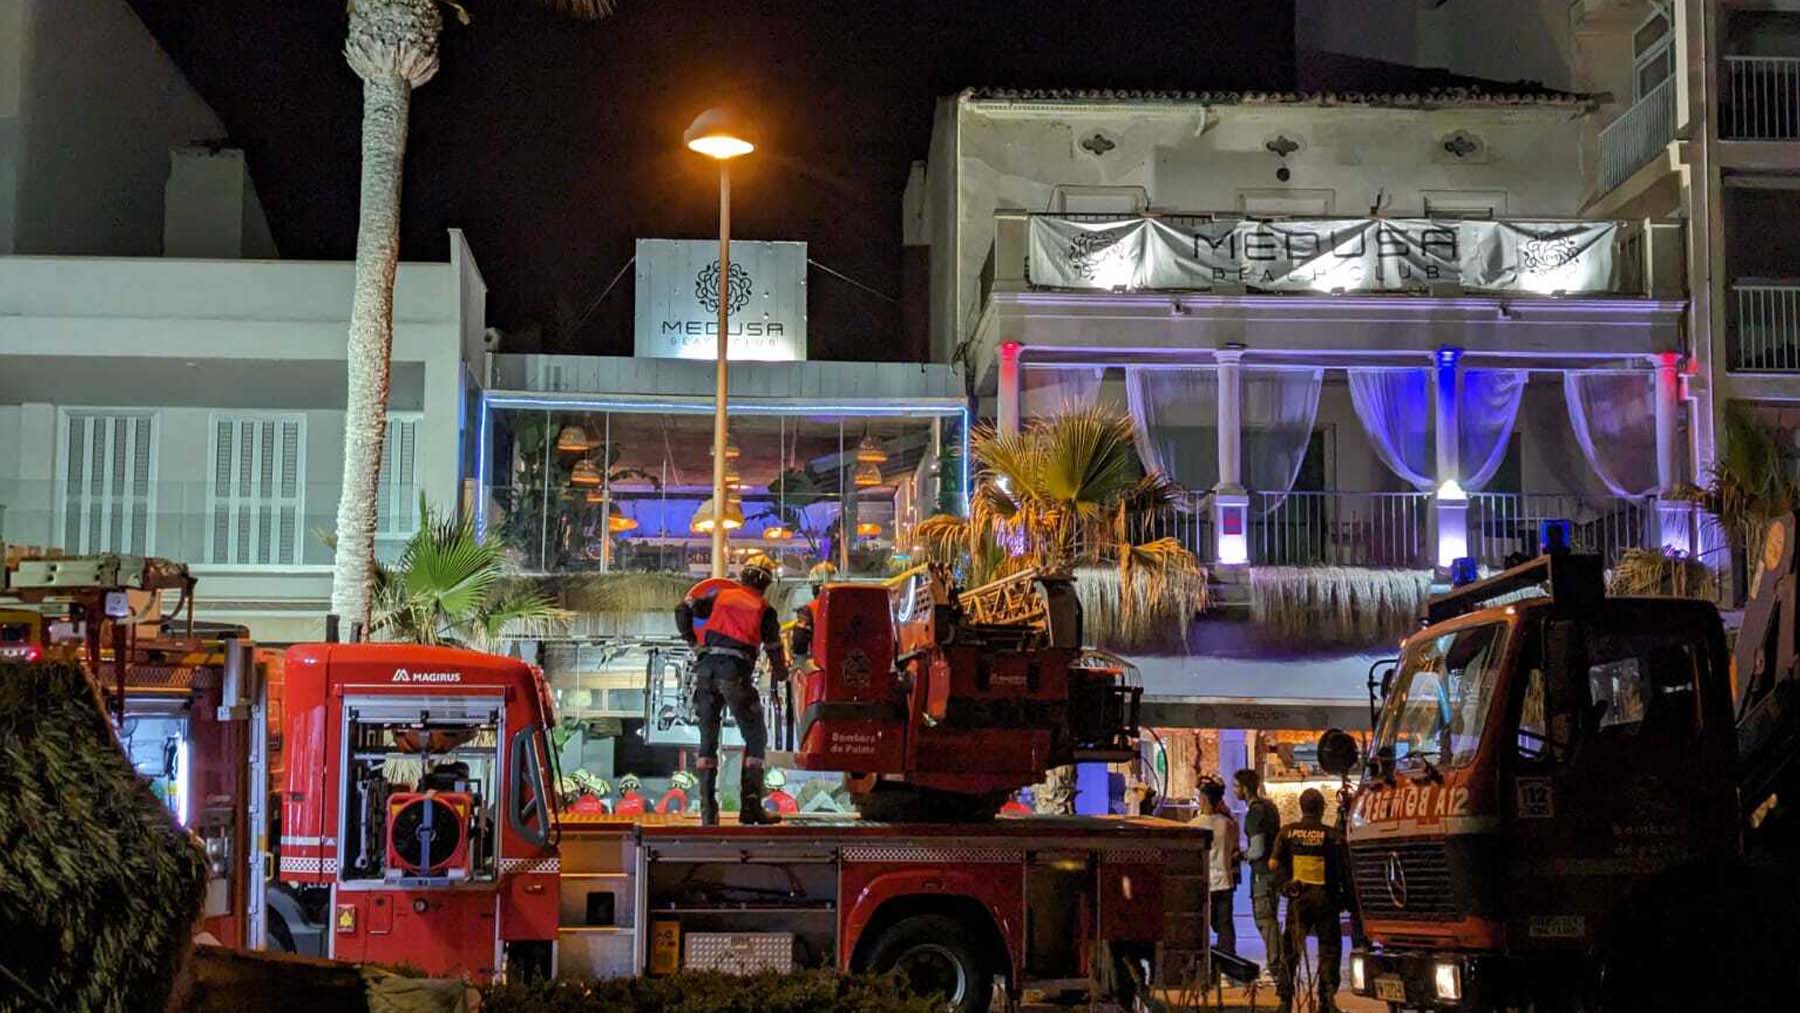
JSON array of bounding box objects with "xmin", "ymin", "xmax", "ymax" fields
[
  {"xmin": 693, "ymin": 653, "xmax": 767, "ymax": 763},
  {"xmin": 1277, "ymin": 886, "xmax": 1341, "ymax": 1003}
]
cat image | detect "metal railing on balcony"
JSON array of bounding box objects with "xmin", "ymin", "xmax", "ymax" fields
[
  {"xmin": 1134, "ymin": 494, "xmax": 1213, "ymax": 562},
  {"xmin": 1731, "ymin": 281, "xmax": 1800, "ymax": 371},
  {"xmin": 1723, "ymin": 56, "xmax": 1800, "ymax": 140},
  {"xmin": 1468, "ymin": 493, "xmax": 1653, "ymax": 570},
  {"xmin": 1251, "ymin": 491, "xmax": 1432, "ymax": 569},
  {"xmin": 1599, "ymin": 77, "xmax": 1677, "ymax": 194}
]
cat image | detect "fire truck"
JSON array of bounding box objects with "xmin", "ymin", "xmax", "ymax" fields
[
  {"xmin": 264, "ymin": 563, "xmax": 1211, "ymax": 1003},
  {"xmin": 277, "ymin": 642, "xmax": 563, "ymax": 980},
  {"xmin": 1333, "ymin": 521, "xmax": 1800, "ymax": 1011},
  {"xmin": 1, "ymin": 552, "xmax": 284, "ymax": 950}
]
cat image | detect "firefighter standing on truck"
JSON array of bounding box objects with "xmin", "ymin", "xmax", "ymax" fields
[
  {"xmin": 1270, "ymin": 787, "xmax": 1346, "ymax": 1013},
  {"xmin": 674, "ymin": 553, "xmax": 788, "ymax": 827}
]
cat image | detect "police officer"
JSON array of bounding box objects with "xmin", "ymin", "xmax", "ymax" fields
[
  {"xmin": 674, "ymin": 553, "xmax": 788, "ymax": 826},
  {"xmin": 1270, "ymin": 787, "xmax": 1346, "ymax": 1013}
]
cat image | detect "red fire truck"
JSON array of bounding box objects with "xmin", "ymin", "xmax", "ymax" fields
[{"xmin": 278, "ymin": 642, "xmax": 562, "ymax": 979}]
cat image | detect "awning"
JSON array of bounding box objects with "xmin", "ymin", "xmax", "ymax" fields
[{"xmin": 1131, "ymin": 652, "xmax": 1387, "ymax": 731}]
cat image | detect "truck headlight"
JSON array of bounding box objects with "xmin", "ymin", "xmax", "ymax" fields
[
  {"xmin": 1349, "ymin": 955, "xmax": 1366, "ymax": 992},
  {"xmin": 1434, "ymin": 962, "xmax": 1462, "ymax": 1002}
]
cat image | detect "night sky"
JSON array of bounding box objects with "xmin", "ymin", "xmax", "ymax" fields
[{"xmin": 127, "ymin": 0, "xmax": 1297, "ymax": 360}]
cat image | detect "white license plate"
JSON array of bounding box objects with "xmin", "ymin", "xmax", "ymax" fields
[{"xmin": 1375, "ymin": 976, "xmax": 1407, "ymax": 1002}]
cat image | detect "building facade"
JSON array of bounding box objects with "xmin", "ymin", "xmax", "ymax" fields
[
  {"xmin": 912, "ymin": 84, "xmax": 1696, "ymax": 812},
  {"xmin": 0, "ymin": 233, "xmax": 487, "ymax": 641},
  {"xmin": 1579, "ymin": 0, "xmax": 1800, "ymax": 491}
]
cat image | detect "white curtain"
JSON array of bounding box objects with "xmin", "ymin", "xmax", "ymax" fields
[
  {"xmin": 1244, "ymin": 367, "xmax": 1325, "ymax": 501},
  {"xmin": 1348, "ymin": 368, "xmax": 1435, "ymax": 490},
  {"xmin": 1021, "ymin": 366, "xmax": 1105, "ymax": 421},
  {"xmin": 1125, "ymin": 367, "xmax": 1219, "ymax": 492},
  {"xmin": 1459, "ymin": 370, "xmax": 1528, "ymax": 491},
  {"xmin": 1564, "ymin": 370, "xmax": 1659, "ymax": 497},
  {"xmin": 1349, "ymin": 367, "xmax": 1527, "ymax": 491}
]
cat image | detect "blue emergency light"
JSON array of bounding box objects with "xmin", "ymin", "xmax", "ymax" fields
[
  {"xmin": 1449, "ymin": 557, "xmax": 1480, "ymax": 587},
  {"xmin": 1540, "ymin": 518, "xmax": 1573, "ymax": 555}
]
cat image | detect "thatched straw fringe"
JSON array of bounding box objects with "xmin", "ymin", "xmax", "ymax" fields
[
  {"xmin": 0, "ymin": 662, "xmax": 208, "ymax": 1012},
  {"xmin": 1248, "ymin": 567, "xmax": 1432, "ymax": 647},
  {"xmin": 1075, "ymin": 564, "xmax": 1207, "ymax": 654}
]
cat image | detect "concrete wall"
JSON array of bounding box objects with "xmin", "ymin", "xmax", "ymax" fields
[
  {"xmin": 937, "ymin": 96, "xmax": 1594, "ymax": 356},
  {"xmin": 1298, "ymin": 0, "xmax": 1576, "ymax": 92},
  {"xmin": 2, "ymin": 0, "xmax": 267, "ymax": 257}
]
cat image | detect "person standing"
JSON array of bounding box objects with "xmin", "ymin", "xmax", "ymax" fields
[
  {"xmin": 1270, "ymin": 788, "xmax": 1346, "ymax": 1013},
  {"xmin": 674, "ymin": 553, "xmax": 789, "ymax": 826},
  {"xmin": 1199, "ymin": 780, "xmax": 1239, "ymax": 962},
  {"xmin": 1234, "ymin": 768, "xmax": 1282, "ymax": 983}
]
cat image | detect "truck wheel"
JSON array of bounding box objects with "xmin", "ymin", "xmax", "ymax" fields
[{"xmin": 864, "ymin": 913, "xmax": 993, "ymax": 1013}]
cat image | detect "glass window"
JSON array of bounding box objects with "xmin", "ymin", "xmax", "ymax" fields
[
  {"xmin": 1633, "ymin": 7, "xmax": 1674, "ymax": 99},
  {"xmin": 1584, "ymin": 630, "xmax": 1702, "ymax": 738},
  {"xmin": 1377, "ymin": 623, "xmax": 1507, "ymax": 769},
  {"xmin": 1518, "ymin": 667, "xmax": 1549, "ymax": 760},
  {"xmin": 339, "ymin": 701, "xmax": 501, "ymax": 882}
]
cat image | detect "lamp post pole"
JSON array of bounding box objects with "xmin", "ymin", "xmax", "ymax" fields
[{"xmin": 710, "ymin": 163, "xmax": 731, "ymax": 578}]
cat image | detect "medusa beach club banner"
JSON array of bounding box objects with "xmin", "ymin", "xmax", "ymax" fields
[{"xmin": 1026, "ymin": 215, "xmax": 1620, "ymax": 295}]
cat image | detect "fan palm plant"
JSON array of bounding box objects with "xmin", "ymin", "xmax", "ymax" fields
[
  {"xmin": 330, "ymin": 0, "xmax": 619, "ymax": 631},
  {"xmin": 917, "ymin": 404, "xmax": 1208, "ymax": 642},
  {"xmin": 372, "ymin": 496, "xmax": 569, "ymax": 649}
]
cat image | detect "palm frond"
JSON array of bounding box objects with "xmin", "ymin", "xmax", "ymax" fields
[{"xmin": 525, "ymin": 0, "xmax": 619, "ymax": 20}]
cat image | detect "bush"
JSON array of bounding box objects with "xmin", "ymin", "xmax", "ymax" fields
[{"xmin": 480, "ymin": 969, "xmax": 939, "ymax": 1013}]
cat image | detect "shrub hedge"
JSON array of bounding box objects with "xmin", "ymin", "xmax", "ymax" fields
[{"xmin": 480, "ymin": 969, "xmax": 939, "ymax": 1013}]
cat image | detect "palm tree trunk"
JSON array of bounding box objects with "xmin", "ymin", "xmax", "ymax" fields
[{"xmin": 330, "ymin": 0, "xmax": 440, "ymax": 632}]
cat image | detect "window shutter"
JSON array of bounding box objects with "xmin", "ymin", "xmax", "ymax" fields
[
  {"xmin": 209, "ymin": 415, "xmax": 305, "ymax": 565},
  {"xmin": 378, "ymin": 415, "xmax": 421, "ymax": 537},
  {"xmin": 60, "ymin": 412, "xmax": 155, "ymax": 555}
]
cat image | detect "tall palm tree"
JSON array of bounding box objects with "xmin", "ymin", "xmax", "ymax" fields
[{"xmin": 329, "ymin": 0, "xmax": 617, "ymax": 632}]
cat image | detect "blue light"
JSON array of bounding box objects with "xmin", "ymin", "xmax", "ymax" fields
[
  {"xmin": 1450, "ymin": 557, "xmax": 1480, "ymax": 586},
  {"xmin": 1435, "ymin": 346, "xmax": 1463, "ymax": 367},
  {"xmin": 1539, "ymin": 518, "xmax": 1573, "ymax": 554}
]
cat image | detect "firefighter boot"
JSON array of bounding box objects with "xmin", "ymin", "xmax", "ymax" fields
[
  {"xmin": 698, "ymin": 767, "xmax": 719, "ymax": 827},
  {"xmin": 739, "ymin": 764, "xmax": 782, "ymax": 825}
]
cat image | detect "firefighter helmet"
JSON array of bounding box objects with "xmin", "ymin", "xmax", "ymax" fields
[
  {"xmin": 669, "ymin": 769, "xmax": 698, "ymax": 790},
  {"xmin": 740, "ymin": 552, "xmax": 778, "ymax": 591}
]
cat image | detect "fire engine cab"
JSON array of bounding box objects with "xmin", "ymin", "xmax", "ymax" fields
[{"xmin": 279, "ymin": 642, "xmax": 561, "ymax": 980}]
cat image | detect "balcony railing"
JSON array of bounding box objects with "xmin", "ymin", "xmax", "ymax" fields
[
  {"xmin": 1133, "ymin": 494, "xmax": 1214, "ymax": 562},
  {"xmin": 1251, "ymin": 491, "xmax": 1432, "ymax": 569},
  {"xmin": 1599, "ymin": 76, "xmax": 1677, "ymax": 194},
  {"xmin": 1468, "ymin": 493, "xmax": 1653, "ymax": 570},
  {"xmin": 1731, "ymin": 281, "xmax": 1800, "ymax": 371},
  {"xmin": 0, "ymin": 479, "xmax": 416, "ymax": 568},
  {"xmin": 1723, "ymin": 56, "xmax": 1800, "ymax": 141}
]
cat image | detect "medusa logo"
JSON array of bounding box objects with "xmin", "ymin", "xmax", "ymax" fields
[
  {"xmin": 696, "ymin": 260, "xmax": 753, "ymax": 314},
  {"xmin": 1067, "ymin": 230, "xmax": 1135, "ymax": 285},
  {"xmin": 1519, "ymin": 236, "xmax": 1579, "ymax": 273}
]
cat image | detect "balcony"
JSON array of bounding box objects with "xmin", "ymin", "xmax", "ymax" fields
[
  {"xmin": 1598, "ymin": 77, "xmax": 1677, "ymax": 195},
  {"xmin": 1139, "ymin": 490, "xmax": 1653, "ymax": 572},
  {"xmin": 1723, "ymin": 56, "xmax": 1800, "ymax": 141},
  {"xmin": 0, "ymin": 478, "xmax": 417, "ymax": 571},
  {"xmin": 1731, "ymin": 281, "xmax": 1800, "ymax": 372}
]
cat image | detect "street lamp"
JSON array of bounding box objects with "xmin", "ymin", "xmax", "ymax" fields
[{"xmin": 685, "ymin": 106, "xmax": 757, "ymax": 577}]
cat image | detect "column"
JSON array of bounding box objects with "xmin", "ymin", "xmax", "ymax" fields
[
  {"xmin": 1213, "ymin": 345, "xmax": 1250, "ymax": 566},
  {"xmin": 1653, "ymin": 351, "xmax": 1695, "ymax": 553},
  {"xmin": 997, "ymin": 341, "xmax": 1023, "ymax": 437},
  {"xmin": 1433, "ymin": 346, "xmax": 1469, "ymax": 569}
]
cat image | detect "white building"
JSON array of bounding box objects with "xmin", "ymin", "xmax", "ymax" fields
[
  {"xmin": 1579, "ymin": 0, "xmax": 1800, "ymax": 489},
  {"xmin": 910, "ymin": 85, "xmax": 1694, "ymax": 748},
  {"xmin": 0, "ymin": 235, "xmax": 488, "ymax": 641}
]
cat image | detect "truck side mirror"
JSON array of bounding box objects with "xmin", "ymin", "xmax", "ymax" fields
[{"xmin": 1317, "ymin": 728, "xmax": 1361, "ymax": 777}]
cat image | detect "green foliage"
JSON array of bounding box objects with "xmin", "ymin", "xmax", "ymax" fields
[
  {"xmin": 1685, "ymin": 406, "xmax": 1798, "ymax": 550},
  {"xmin": 918, "ymin": 406, "xmax": 1208, "ymax": 648},
  {"xmin": 373, "ymin": 495, "xmax": 568, "ymax": 649},
  {"xmin": 480, "ymin": 969, "xmax": 937, "ymax": 1013},
  {"xmin": 564, "ymin": 571, "xmax": 694, "ymax": 614},
  {"xmin": 1609, "ymin": 547, "xmax": 1718, "ymax": 600},
  {"xmin": 0, "ymin": 661, "xmax": 209, "ymax": 1013}
]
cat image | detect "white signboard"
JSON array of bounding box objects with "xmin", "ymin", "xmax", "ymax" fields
[
  {"xmin": 1027, "ymin": 216, "xmax": 1620, "ymax": 295},
  {"xmin": 635, "ymin": 238, "xmax": 807, "ymax": 361}
]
